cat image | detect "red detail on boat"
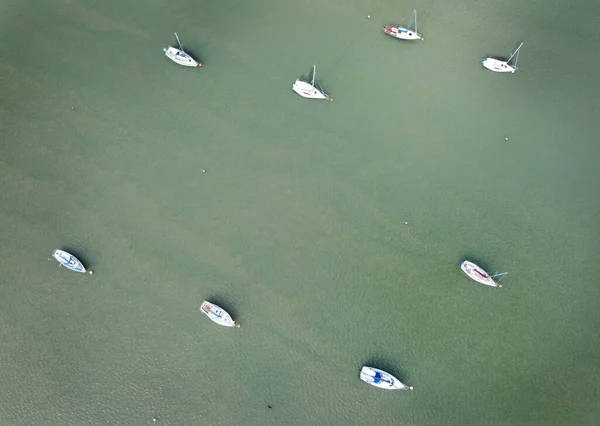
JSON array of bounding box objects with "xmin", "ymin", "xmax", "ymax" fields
[{"xmin": 475, "ymin": 269, "xmax": 489, "ymax": 278}]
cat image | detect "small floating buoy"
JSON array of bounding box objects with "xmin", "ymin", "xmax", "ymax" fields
[
  {"xmin": 367, "ymin": 15, "xmax": 371, "ymax": 19},
  {"xmin": 71, "ymin": 106, "xmax": 75, "ymax": 111},
  {"xmin": 505, "ymin": 137, "xmax": 509, "ymax": 141},
  {"xmin": 202, "ymin": 169, "xmax": 206, "ymax": 173},
  {"xmin": 421, "ymin": 37, "xmax": 424, "ymax": 41},
  {"xmin": 236, "ymin": 323, "xmax": 241, "ymax": 328},
  {"xmin": 152, "ymin": 417, "xmax": 157, "ymax": 422},
  {"xmin": 404, "ymin": 222, "xmax": 408, "ymax": 225},
  {"xmin": 198, "ymin": 63, "xmax": 203, "ymax": 68},
  {"xmin": 88, "ymin": 270, "xmax": 93, "ymax": 275},
  {"xmin": 409, "ymin": 386, "xmax": 414, "ymax": 390},
  {"xmin": 498, "ymin": 284, "xmax": 503, "ymax": 288},
  {"xmin": 330, "ymin": 98, "xmax": 334, "ymax": 102}
]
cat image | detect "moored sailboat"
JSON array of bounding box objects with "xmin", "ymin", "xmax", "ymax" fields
[
  {"xmin": 199, "ymin": 301, "xmax": 238, "ymax": 327},
  {"xmin": 360, "ymin": 366, "xmax": 413, "ymax": 390},
  {"xmin": 460, "ymin": 260, "xmax": 506, "ymax": 287},
  {"xmin": 482, "ymin": 42, "xmax": 523, "ymax": 73},
  {"xmin": 164, "ymin": 32, "xmax": 202, "ymax": 68},
  {"xmin": 292, "ymin": 65, "xmax": 332, "ymax": 101},
  {"xmin": 383, "ymin": 10, "xmax": 423, "ymax": 41},
  {"xmin": 51, "ymin": 249, "xmax": 92, "ymax": 274}
]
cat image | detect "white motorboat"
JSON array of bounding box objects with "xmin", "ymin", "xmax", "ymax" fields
[
  {"xmin": 383, "ymin": 10, "xmax": 423, "ymax": 41},
  {"xmin": 51, "ymin": 249, "xmax": 92, "ymax": 274},
  {"xmin": 360, "ymin": 366, "xmax": 413, "ymax": 390},
  {"xmin": 460, "ymin": 260, "xmax": 506, "ymax": 287},
  {"xmin": 292, "ymin": 65, "xmax": 331, "ymax": 100},
  {"xmin": 164, "ymin": 32, "xmax": 202, "ymax": 68},
  {"xmin": 199, "ymin": 301, "xmax": 237, "ymax": 327},
  {"xmin": 482, "ymin": 42, "xmax": 523, "ymax": 73}
]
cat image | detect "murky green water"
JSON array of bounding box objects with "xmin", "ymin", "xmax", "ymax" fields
[{"xmin": 1, "ymin": 0, "xmax": 599, "ymax": 424}]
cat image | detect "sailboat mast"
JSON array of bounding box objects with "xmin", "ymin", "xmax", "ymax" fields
[
  {"xmin": 414, "ymin": 10, "xmax": 418, "ymax": 34},
  {"xmin": 175, "ymin": 32, "xmax": 184, "ymax": 50},
  {"xmin": 311, "ymin": 64, "xmax": 316, "ymax": 86},
  {"xmin": 507, "ymin": 42, "xmax": 524, "ymax": 66}
]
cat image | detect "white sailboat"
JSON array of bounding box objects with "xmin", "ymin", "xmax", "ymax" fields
[
  {"xmin": 482, "ymin": 42, "xmax": 523, "ymax": 73},
  {"xmin": 460, "ymin": 260, "xmax": 507, "ymax": 288},
  {"xmin": 164, "ymin": 32, "xmax": 202, "ymax": 68},
  {"xmin": 199, "ymin": 301, "xmax": 238, "ymax": 327},
  {"xmin": 360, "ymin": 366, "xmax": 413, "ymax": 390},
  {"xmin": 292, "ymin": 65, "xmax": 332, "ymax": 101},
  {"xmin": 51, "ymin": 249, "xmax": 93, "ymax": 274},
  {"xmin": 383, "ymin": 10, "xmax": 423, "ymax": 41}
]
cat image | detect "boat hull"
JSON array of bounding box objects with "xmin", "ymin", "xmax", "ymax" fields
[
  {"xmin": 200, "ymin": 301, "xmax": 235, "ymax": 327},
  {"xmin": 164, "ymin": 46, "xmax": 200, "ymax": 67},
  {"xmin": 460, "ymin": 260, "xmax": 498, "ymax": 287},
  {"xmin": 53, "ymin": 249, "xmax": 86, "ymax": 273},
  {"xmin": 360, "ymin": 366, "xmax": 412, "ymax": 390},
  {"xmin": 482, "ymin": 58, "xmax": 515, "ymax": 73},
  {"xmin": 292, "ymin": 80, "xmax": 328, "ymax": 99},
  {"xmin": 383, "ymin": 25, "xmax": 422, "ymax": 41}
]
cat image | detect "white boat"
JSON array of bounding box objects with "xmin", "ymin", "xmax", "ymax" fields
[
  {"xmin": 164, "ymin": 32, "xmax": 202, "ymax": 68},
  {"xmin": 292, "ymin": 65, "xmax": 331, "ymax": 100},
  {"xmin": 360, "ymin": 366, "xmax": 413, "ymax": 390},
  {"xmin": 199, "ymin": 301, "xmax": 237, "ymax": 327},
  {"xmin": 460, "ymin": 260, "xmax": 506, "ymax": 288},
  {"xmin": 482, "ymin": 42, "xmax": 523, "ymax": 73},
  {"xmin": 52, "ymin": 249, "xmax": 91, "ymax": 274},
  {"xmin": 383, "ymin": 10, "xmax": 423, "ymax": 41}
]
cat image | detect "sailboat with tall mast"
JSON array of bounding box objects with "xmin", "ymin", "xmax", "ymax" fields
[
  {"xmin": 482, "ymin": 42, "xmax": 523, "ymax": 73},
  {"xmin": 383, "ymin": 10, "xmax": 423, "ymax": 41},
  {"xmin": 163, "ymin": 32, "xmax": 202, "ymax": 68},
  {"xmin": 292, "ymin": 65, "xmax": 332, "ymax": 100},
  {"xmin": 460, "ymin": 260, "xmax": 507, "ymax": 288}
]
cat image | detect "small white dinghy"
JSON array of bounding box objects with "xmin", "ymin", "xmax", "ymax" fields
[
  {"xmin": 292, "ymin": 65, "xmax": 332, "ymax": 101},
  {"xmin": 482, "ymin": 42, "xmax": 523, "ymax": 73},
  {"xmin": 199, "ymin": 301, "xmax": 238, "ymax": 327},
  {"xmin": 460, "ymin": 260, "xmax": 506, "ymax": 288},
  {"xmin": 51, "ymin": 249, "xmax": 92, "ymax": 274},
  {"xmin": 164, "ymin": 32, "xmax": 202, "ymax": 68},
  {"xmin": 360, "ymin": 366, "xmax": 413, "ymax": 390}
]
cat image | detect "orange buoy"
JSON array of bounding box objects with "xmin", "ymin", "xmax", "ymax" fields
[
  {"xmin": 498, "ymin": 284, "xmax": 503, "ymax": 288},
  {"xmin": 198, "ymin": 63, "xmax": 203, "ymax": 68}
]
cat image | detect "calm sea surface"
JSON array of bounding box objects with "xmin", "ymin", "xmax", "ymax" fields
[{"xmin": 1, "ymin": 0, "xmax": 599, "ymax": 424}]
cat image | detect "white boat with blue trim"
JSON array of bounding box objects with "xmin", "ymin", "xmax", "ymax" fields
[
  {"xmin": 460, "ymin": 260, "xmax": 506, "ymax": 287},
  {"xmin": 52, "ymin": 249, "xmax": 92, "ymax": 274},
  {"xmin": 164, "ymin": 32, "xmax": 202, "ymax": 68},
  {"xmin": 200, "ymin": 301, "xmax": 237, "ymax": 327},
  {"xmin": 360, "ymin": 366, "xmax": 413, "ymax": 390}
]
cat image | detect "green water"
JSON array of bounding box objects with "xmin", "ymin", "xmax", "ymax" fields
[{"xmin": 1, "ymin": 0, "xmax": 599, "ymax": 424}]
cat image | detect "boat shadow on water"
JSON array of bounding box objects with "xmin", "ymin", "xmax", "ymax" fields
[{"xmin": 361, "ymin": 356, "xmax": 410, "ymax": 383}]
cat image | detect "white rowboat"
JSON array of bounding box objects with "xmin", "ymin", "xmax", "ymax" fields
[
  {"xmin": 199, "ymin": 301, "xmax": 236, "ymax": 327},
  {"xmin": 360, "ymin": 366, "xmax": 413, "ymax": 390}
]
